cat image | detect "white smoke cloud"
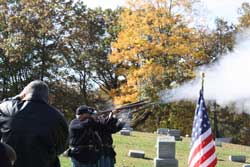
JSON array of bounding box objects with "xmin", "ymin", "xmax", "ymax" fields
[{"xmin": 160, "ymin": 30, "xmax": 250, "ymax": 112}]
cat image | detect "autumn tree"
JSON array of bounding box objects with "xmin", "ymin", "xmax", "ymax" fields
[
  {"xmin": 238, "ymin": 2, "xmax": 250, "ymax": 29},
  {"xmin": 109, "ymin": 0, "xmax": 207, "ymax": 104}
]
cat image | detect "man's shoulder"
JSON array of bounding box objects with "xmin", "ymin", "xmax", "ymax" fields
[
  {"xmin": 69, "ymin": 118, "xmax": 94, "ymax": 128},
  {"xmin": 1, "ymin": 96, "xmax": 21, "ymax": 104},
  {"xmin": 0, "ymin": 97, "xmax": 22, "ymax": 116},
  {"xmin": 69, "ymin": 118, "xmax": 77, "ymax": 124},
  {"xmin": 69, "ymin": 118, "xmax": 81, "ymax": 128},
  {"xmin": 46, "ymin": 104, "xmax": 64, "ymax": 116}
]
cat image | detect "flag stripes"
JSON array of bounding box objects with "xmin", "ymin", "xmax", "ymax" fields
[{"xmin": 188, "ymin": 90, "xmax": 217, "ymax": 167}]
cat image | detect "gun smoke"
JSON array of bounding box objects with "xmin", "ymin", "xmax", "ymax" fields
[{"xmin": 160, "ymin": 30, "xmax": 250, "ymax": 113}]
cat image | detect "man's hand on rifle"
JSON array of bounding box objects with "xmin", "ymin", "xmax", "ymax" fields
[
  {"xmin": 108, "ymin": 109, "xmax": 115, "ymax": 119},
  {"xmin": 112, "ymin": 109, "xmax": 120, "ymax": 115}
]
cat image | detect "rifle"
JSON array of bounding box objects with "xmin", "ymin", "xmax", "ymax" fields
[{"xmin": 96, "ymin": 99, "xmax": 151, "ymax": 116}]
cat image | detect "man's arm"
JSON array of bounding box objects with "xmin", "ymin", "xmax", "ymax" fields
[
  {"xmin": 53, "ymin": 115, "xmax": 69, "ymax": 155},
  {"xmin": 0, "ymin": 99, "xmax": 20, "ymax": 140}
]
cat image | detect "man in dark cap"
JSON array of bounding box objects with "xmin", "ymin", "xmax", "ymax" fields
[
  {"xmin": 0, "ymin": 80, "xmax": 68, "ymax": 167},
  {"xmin": 68, "ymin": 105, "xmax": 125, "ymax": 167},
  {"xmin": 68, "ymin": 105, "xmax": 103, "ymax": 167}
]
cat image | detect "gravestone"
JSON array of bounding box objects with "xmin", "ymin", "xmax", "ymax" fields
[
  {"xmin": 120, "ymin": 129, "xmax": 131, "ymax": 136},
  {"xmin": 243, "ymin": 164, "xmax": 250, "ymax": 167},
  {"xmin": 216, "ymin": 137, "xmax": 232, "ymax": 143},
  {"xmin": 118, "ymin": 110, "xmax": 133, "ymax": 135},
  {"xmin": 154, "ymin": 158, "xmax": 178, "ymax": 167},
  {"xmin": 154, "ymin": 136, "xmax": 178, "ymax": 167},
  {"xmin": 229, "ymin": 155, "xmax": 246, "ymax": 163},
  {"xmin": 157, "ymin": 128, "xmax": 182, "ymax": 141},
  {"xmin": 128, "ymin": 150, "xmax": 145, "ymax": 158},
  {"xmin": 215, "ymin": 139, "xmax": 222, "ymax": 147},
  {"xmin": 157, "ymin": 136, "xmax": 175, "ymax": 159},
  {"xmin": 157, "ymin": 128, "xmax": 169, "ymax": 135},
  {"xmin": 168, "ymin": 129, "xmax": 181, "ymax": 141}
]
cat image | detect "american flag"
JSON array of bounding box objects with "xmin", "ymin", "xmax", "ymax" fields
[{"xmin": 188, "ymin": 90, "xmax": 217, "ymax": 167}]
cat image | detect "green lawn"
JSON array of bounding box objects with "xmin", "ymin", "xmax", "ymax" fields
[{"xmin": 60, "ymin": 131, "xmax": 250, "ymax": 167}]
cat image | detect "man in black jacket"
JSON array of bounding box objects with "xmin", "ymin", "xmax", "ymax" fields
[
  {"xmin": 0, "ymin": 80, "xmax": 68, "ymax": 167},
  {"xmin": 69, "ymin": 105, "xmax": 104, "ymax": 167},
  {"xmin": 97, "ymin": 112, "xmax": 125, "ymax": 167},
  {"xmin": 69, "ymin": 105, "xmax": 125, "ymax": 167}
]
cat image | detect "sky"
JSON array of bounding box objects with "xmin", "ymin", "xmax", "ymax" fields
[{"xmin": 83, "ymin": 0, "xmax": 249, "ymax": 26}]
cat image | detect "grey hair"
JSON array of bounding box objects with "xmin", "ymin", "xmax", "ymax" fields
[{"xmin": 21, "ymin": 80, "xmax": 49, "ymax": 102}]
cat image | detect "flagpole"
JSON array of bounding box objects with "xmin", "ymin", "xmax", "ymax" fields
[
  {"xmin": 201, "ymin": 72, "xmax": 205, "ymax": 93},
  {"xmin": 188, "ymin": 71, "xmax": 217, "ymax": 167}
]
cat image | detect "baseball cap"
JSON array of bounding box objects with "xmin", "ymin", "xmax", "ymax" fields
[{"xmin": 76, "ymin": 105, "xmax": 95, "ymax": 115}]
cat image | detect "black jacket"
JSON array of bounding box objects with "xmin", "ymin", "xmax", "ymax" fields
[
  {"xmin": 69, "ymin": 117, "xmax": 105, "ymax": 163},
  {"xmin": 69, "ymin": 116, "xmax": 124, "ymax": 163},
  {"xmin": 98, "ymin": 116, "xmax": 124, "ymax": 159},
  {"xmin": 0, "ymin": 97, "xmax": 68, "ymax": 167}
]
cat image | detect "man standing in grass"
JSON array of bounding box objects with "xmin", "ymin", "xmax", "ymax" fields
[
  {"xmin": 68, "ymin": 105, "xmax": 103, "ymax": 167},
  {"xmin": 97, "ymin": 112, "xmax": 125, "ymax": 167},
  {"xmin": 0, "ymin": 80, "xmax": 68, "ymax": 167},
  {"xmin": 68, "ymin": 105, "xmax": 124, "ymax": 167}
]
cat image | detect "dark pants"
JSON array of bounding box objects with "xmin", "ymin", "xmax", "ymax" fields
[{"xmin": 71, "ymin": 158, "xmax": 98, "ymax": 167}]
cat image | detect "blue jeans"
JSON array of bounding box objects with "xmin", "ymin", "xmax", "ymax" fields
[
  {"xmin": 71, "ymin": 158, "xmax": 98, "ymax": 167},
  {"xmin": 98, "ymin": 156, "xmax": 115, "ymax": 167},
  {"xmin": 71, "ymin": 156, "xmax": 114, "ymax": 167}
]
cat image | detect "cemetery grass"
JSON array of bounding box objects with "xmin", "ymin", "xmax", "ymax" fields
[{"xmin": 60, "ymin": 131, "xmax": 250, "ymax": 167}]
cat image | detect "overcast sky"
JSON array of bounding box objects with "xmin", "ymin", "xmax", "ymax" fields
[{"xmin": 83, "ymin": 0, "xmax": 249, "ymax": 26}]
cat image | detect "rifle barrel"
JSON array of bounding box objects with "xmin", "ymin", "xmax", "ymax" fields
[{"xmin": 97, "ymin": 99, "xmax": 151, "ymax": 115}]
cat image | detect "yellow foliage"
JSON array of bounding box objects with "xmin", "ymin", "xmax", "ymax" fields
[
  {"xmin": 108, "ymin": 0, "xmax": 206, "ymax": 103},
  {"xmin": 238, "ymin": 2, "xmax": 250, "ymax": 28},
  {"xmin": 112, "ymin": 84, "xmax": 139, "ymax": 105}
]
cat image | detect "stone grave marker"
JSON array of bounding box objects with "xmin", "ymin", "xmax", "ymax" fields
[
  {"xmin": 229, "ymin": 155, "xmax": 246, "ymax": 163},
  {"xmin": 154, "ymin": 136, "xmax": 178, "ymax": 167},
  {"xmin": 120, "ymin": 129, "xmax": 131, "ymax": 136},
  {"xmin": 128, "ymin": 150, "xmax": 145, "ymax": 158}
]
